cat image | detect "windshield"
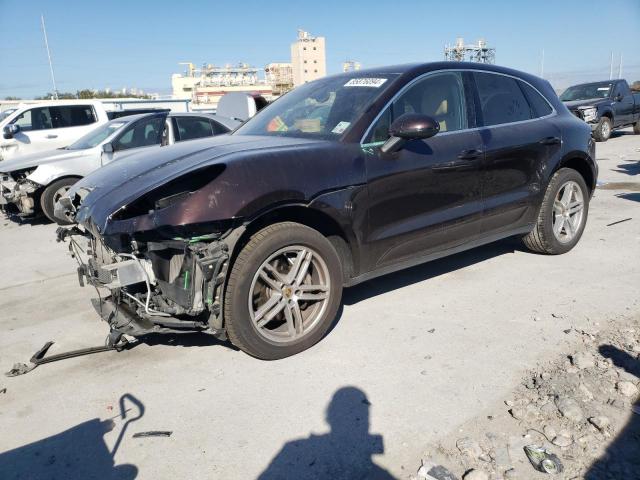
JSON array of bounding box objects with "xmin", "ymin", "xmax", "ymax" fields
[
  {"xmin": 66, "ymin": 120, "xmax": 128, "ymax": 150},
  {"xmin": 234, "ymin": 74, "xmax": 399, "ymax": 140},
  {"xmin": 560, "ymin": 82, "xmax": 613, "ymax": 101}
]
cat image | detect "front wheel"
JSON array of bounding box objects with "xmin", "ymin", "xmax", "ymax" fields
[
  {"xmin": 40, "ymin": 177, "xmax": 80, "ymax": 225},
  {"xmin": 522, "ymin": 168, "xmax": 589, "ymax": 255},
  {"xmin": 593, "ymin": 117, "xmax": 612, "ymax": 142},
  {"xmin": 224, "ymin": 222, "xmax": 343, "ymax": 359}
]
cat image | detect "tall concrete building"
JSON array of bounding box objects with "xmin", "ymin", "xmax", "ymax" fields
[{"xmin": 291, "ymin": 30, "xmax": 326, "ymax": 86}]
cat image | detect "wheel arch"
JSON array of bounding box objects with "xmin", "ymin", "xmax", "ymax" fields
[
  {"xmin": 228, "ymin": 203, "xmax": 359, "ymax": 284},
  {"xmin": 554, "ymin": 153, "xmax": 596, "ymax": 194}
]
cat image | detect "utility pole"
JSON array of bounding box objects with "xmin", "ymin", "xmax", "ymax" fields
[
  {"xmin": 618, "ymin": 53, "xmax": 623, "ymax": 79},
  {"xmin": 41, "ymin": 14, "xmax": 58, "ymax": 100},
  {"xmin": 609, "ymin": 51, "xmax": 614, "ymax": 80}
]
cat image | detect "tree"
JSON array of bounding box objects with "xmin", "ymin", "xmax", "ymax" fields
[
  {"xmin": 4, "ymin": 96, "xmax": 21, "ymax": 100},
  {"xmin": 631, "ymin": 81, "xmax": 640, "ymax": 92}
]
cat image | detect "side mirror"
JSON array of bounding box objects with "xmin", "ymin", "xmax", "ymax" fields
[
  {"xmin": 102, "ymin": 142, "xmax": 114, "ymax": 153},
  {"xmin": 381, "ymin": 113, "xmax": 440, "ymax": 154},
  {"xmin": 615, "ymin": 93, "xmax": 623, "ymax": 102},
  {"xmin": 2, "ymin": 124, "xmax": 20, "ymax": 139}
]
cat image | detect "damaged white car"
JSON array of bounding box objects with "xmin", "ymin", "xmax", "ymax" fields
[{"xmin": 0, "ymin": 111, "xmax": 238, "ymax": 223}]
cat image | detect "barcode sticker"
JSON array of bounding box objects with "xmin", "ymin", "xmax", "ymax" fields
[{"xmin": 344, "ymin": 78, "xmax": 388, "ymax": 88}]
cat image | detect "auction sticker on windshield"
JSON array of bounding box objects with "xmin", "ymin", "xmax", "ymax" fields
[{"xmin": 344, "ymin": 78, "xmax": 387, "ymax": 88}]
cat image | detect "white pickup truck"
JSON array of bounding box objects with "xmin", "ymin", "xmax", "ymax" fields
[{"xmin": 0, "ymin": 100, "xmax": 166, "ymax": 161}]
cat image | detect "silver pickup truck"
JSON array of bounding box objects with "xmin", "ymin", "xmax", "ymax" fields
[{"xmin": 0, "ymin": 111, "xmax": 239, "ymax": 223}]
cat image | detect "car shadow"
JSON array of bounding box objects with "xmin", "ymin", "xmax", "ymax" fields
[
  {"xmin": 139, "ymin": 331, "xmax": 240, "ymax": 351},
  {"xmin": 610, "ymin": 130, "xmax": 635, "ymax": 139},
  {"xmin": 612, "ymin": 160, "xmax": 640, "ymax": 177},
  {"xmin": 0, "ymin": 393, "xmax": 144, "ymax": 480},
  {"xmin": 257, "ymin": 386, "xmax": 396, "ymax": 480},
  {"xmin": 342, "ymin": 237, "xmax": 520, "ymax": 306},
  {"xmin": 585, "ymin": 345, "xmax": 640, "ymax": 479},
  {"xmin": 615, "ymin": 192, "xmax": 640, "ymax": 203},
  {"xmin": 1, "ymin": 208, "xmax": 51, "ymax": 226}
]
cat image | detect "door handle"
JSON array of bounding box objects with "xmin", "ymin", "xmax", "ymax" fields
[
  {"xmin": 457, "ymin": 149, "xmax": 484, "ymax": 160},
  {"xmin": 433, "ymin": 149, "xmax": 483, "ymax": 172},
  {"xmin": 46, "ymin": 134, "xmax": 58, "ymax": 139},
  {"xmin": 539, "ymin": 136, "xmax": 560, "ymax": 145}
]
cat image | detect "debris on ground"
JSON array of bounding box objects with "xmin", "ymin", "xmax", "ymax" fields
[
  {"xmin": 410, "ymin": 315, "xmax": 640, "ymax": 479},
  {"xmin": 132, "ymin": 430, "xmax": 173, "ymax": 438},
  {"xmin": 0, "ymin": 387, "xmax": 6, "ymax": 394}
]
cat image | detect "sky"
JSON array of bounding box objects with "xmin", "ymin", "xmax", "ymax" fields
[{"xmin": 0, "ymin": 0, "xmax": 638, "ymax": 99}]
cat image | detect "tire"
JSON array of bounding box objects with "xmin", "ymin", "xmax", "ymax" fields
[
  {"xmin": 522, "ymin": 168, "xmax": 589, "ymax": 255},
  {"xmin": 224, "ymin": 222, "xmax": 343, "ymax": 359},
  {"xmin": 592, "ymin": 117, "xmax": 612, "ymax": 142},
  {"xmin": 633, "ymin": 122, "xmax": 640, "ymax": 135},
  {"xmin": 40, "ymin": 177, "xmax": 79, "ymax": 225}
]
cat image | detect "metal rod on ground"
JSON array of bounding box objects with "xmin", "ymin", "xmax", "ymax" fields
[{"xmin": 41, "ymin": 14, "xmax": 58, "ymax": 100}]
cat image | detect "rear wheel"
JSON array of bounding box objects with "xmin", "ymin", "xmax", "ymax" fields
[
  {"xmin": 593, "ymin": 117, "xmax": 612, "ymax": 142},
  {"xmin": 224, "ymin": 222, "xmax": 343, "ymax": 359},
  {"xmin": 522, "ymin": 168, "xmax": 589, "ymax": 254},
  {"xmin": 40, "ymin": 177, "xmax": 79, "ymax": 224}
]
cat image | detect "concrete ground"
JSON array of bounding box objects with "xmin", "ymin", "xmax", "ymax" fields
[{"xmin": 0, "ymin": 129, "xmax": 638, "ymax": 480}]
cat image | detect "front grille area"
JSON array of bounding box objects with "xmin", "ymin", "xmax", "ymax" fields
[{"xmin": 571, "ymin": 109, "xmax": 584, "ymax": 120}]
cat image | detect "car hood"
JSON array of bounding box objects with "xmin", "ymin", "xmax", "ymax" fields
[
  {"xmin": 69, "ymin": 134, "xmax": 338, "ymax": 235},
  {"xmin": 562, "ymin": 98, "xmax": 609, "ymax": 109},
  {"xmin": 0, "ymin": 148, "xmax": 94, "ymax": 173}
]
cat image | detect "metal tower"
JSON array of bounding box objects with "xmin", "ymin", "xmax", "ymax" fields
[{"xmin": 444, "ymin": 38, "xmax": 495, "ymax": 64}]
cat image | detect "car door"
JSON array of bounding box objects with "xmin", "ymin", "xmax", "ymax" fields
[
  {"xmin": 612, "ymin": 82, "xmax": 634, "ymax": 126},
  {"xmin": 362, "ymin": 71, "xmax": 484, "ymax": 271},
  {"xmin": 472, "ymin": 72, "xmax": 562, "ymax": 234},
  {"xmin": 101, "ymin": 114, "xmax": 167, "ymax": 166}
]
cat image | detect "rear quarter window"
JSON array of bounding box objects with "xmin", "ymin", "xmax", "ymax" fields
[{"xmin": 518, "ymin": 81, "xmax": 553, "ymax": 118}]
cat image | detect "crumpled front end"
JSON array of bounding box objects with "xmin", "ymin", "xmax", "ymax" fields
[
  {"xmin": 58, "ymin": 224, "xmax": 235, "ymax": 339},
  {"xmin": 0, "ymin": 170, "xmax": 41, "ymax": 216}
]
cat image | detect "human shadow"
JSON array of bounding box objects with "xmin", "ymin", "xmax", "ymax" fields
[
  {"xmin": 0, "ymin": 393, "xmax": 143, "ymax": 480},
  {"xmin": 343, "ymin": 237, "xmax": 519, "ymax": 305},
  {"xmin": 585, "ymin": 345, "xmax": 640, "ymax": 479},
  {"xmin": 258, "ymin": 386, "xmax": 396, "ymax": 480}
]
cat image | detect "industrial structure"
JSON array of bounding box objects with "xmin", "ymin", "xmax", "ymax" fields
[
  {"xmin": 170, "ymin": 29, "xmax": 327, "ymax": 107},
  {"xmin": 265, "ymin": 63, "xmax": 294, "ymax": 95},
  {"xmin": 342, "ymin": 60, "xmax": 361, "ymax": 72},
  {"xmin": 444, "ymin": 38, "xmax": 495, "ymax": 64},
  {"xmin": 291, "ymin": 30, "xmax": 327, "ymax": 86},
  {"xmin": 171, "ymin": 62, "xmax": 273, "ymax": 108}
]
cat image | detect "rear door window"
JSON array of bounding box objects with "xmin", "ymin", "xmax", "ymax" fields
[
  {"xmin": 474, "ymin": 72, "xmax": 532, "ymax": 126},
  {"xmin": 173, "ymin": 116, "xmax": 215, "ymax": 142},
  {"xmin": 49, "ymin": 105, "xmax": 97, "ymax": 127}
]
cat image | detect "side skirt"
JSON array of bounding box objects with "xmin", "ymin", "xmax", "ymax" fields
[{"xmin": 344, "ymin": 225, "xmax": 533, "ymax": 287}]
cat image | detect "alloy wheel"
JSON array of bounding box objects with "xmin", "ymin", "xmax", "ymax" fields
[
  {"xmin": 248, "ymin": 245, "xmax": 331, "ymax": 343},
  {"xmin": 552, "ymin": 180, "xmax": 584, "ymax": 243}
]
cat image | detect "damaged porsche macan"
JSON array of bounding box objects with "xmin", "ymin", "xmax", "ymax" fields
[{"xmin": 56, "ymin": 62, "xmax": 597, "ymax": 359}]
